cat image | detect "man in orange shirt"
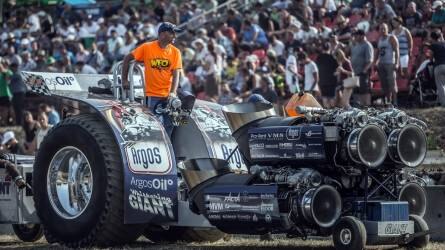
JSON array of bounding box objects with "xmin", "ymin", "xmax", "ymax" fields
[{"xmin": 122, "ymin": 22, "xmax": 183, "ymax": 136}]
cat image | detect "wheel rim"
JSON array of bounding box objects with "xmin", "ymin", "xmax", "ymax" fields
[
  {"xmin": 47, "ymin": 146, "xmax": 93, "ymax": 219},
  {"xmin": 339, "ymin": 228, "xmax": 352, "ymax": 245}
]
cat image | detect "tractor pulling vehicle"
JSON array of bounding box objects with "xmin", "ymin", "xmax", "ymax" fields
[{"xmin": 0, "ymin": 62, "xmax": 433, "ymax": 249}]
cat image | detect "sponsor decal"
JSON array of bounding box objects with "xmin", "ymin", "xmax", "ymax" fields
[
  {"xmin": 0, "ymin": 175, "xmax": 12, "ymax": 198},
  {"xmin": 37, "ymin": 72, "xmax": 82, "ymax": 91},
  {"xmin": 286, "ymin": 127, "xmax": 301, "ymax": 140},
  {"xmin": 128, "ymin": 189, "xmax": 174, "ymax": 219},
  {"xmin": 214, "ymin": 143, "xmax": 246, "ymax": 171},
  {"xmin": 208, "ymin": 214, "xmax": 221, "ymax": 220},
  {"xmin": 125, "ymin": 141, "xmax": 171, "ymax": 174},
  {"xmin": 224, "ymin": 193, "xmax": 241, "ymax": 202},
  {"xmin": 130, "ymin": 177, "xmax": 174, "ymax": 191},
  {"xmin": 265, "ymin": 214, "xmax": 272, "ymax": 223},
  {"xmin": 279, "ymin": 142, "xmax": 293, "ymax": 149},
  {"xmin": 384, "ymin": 223, "xmax": 409, "ymax": 235},
  {"xmin": 260, "ymin": 203, "xmax": 274, "ymax": 212},
  {"xmin": 305, "ymin": 130, "xmax": 323, "ymax": 138}
]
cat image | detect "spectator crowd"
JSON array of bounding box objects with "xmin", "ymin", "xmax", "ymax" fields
[{"xmin": 1, "ymin": 0, "xmax": 445, "ymax": 155}]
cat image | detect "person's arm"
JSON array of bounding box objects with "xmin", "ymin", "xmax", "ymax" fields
[
  {"xmin": 171, "ymin": 69, "xmax": 180, "ymax": 96},
  {"xmin": 311, "ymin": 65, "xmax": 319, "ymax": 91},
  {"xmin": 121, "ymin": 53, "xmax": 135, "ymax": 89},
  {"xmin": 390, "ymin": 35, "xmax": 400, "ymax": 69},
  {"xmin": 363, "ymin": 43, "xmax": 374, "ymax": 73},
  {"xmin": 406, "ymin": 28, "xmax": 413, "ymax": 56}
]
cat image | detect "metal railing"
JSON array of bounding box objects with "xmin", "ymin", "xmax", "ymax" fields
[
  {"xmin": 111, "ymin": 60, "xmax": 145, "ymax": 103},
  {"xmin": 176, "ymin": 0, "xmax": 248, "ymax": 38}
]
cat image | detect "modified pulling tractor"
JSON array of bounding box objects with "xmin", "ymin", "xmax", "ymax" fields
[{"xmin": 0, "ymin": 62, "xmax": 435, "ymax": 249}]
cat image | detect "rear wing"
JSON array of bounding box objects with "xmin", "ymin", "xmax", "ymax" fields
[{"xmin": 21, "ymin": 61, "xmax": 145, "ymax": 101}]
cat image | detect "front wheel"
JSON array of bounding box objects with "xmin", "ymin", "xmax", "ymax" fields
[
  {"xmin": 332, "ymin": 216, "xmax": 367, "ymax": 250},
  {"xmin": 404, "ymin": 214, "xmax": 430, "ymax": 248},
  {"xmin": 33, "ymin": 115, "xmax": 144, "ymax": 247},
  {"xmin": 12, "ymin": 224, "xmax": 44, "ymax": 242}
]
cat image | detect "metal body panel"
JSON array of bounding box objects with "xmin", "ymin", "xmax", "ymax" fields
[
  {"xmin": 0, "ymin": 164, "xmax": 39, "ymax": 224},
  {"xmin": 364, "ymin": 220, "xmax": 414, "ymax": 236},
  {"xmin": 20, "ymin": 71, "xmax": 245, "ymax": 226}
]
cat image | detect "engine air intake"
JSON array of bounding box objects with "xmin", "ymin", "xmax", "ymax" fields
[
  {"xmin": 347, "ymin": 124, "xmax": 388, "ymax": 168},
  {"xmin": 388, "ymin": 125, "xmax": 427, "ymax": 167}
]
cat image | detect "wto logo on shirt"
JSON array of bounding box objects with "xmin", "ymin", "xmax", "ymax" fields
[{"xmin": 150, "ymin": 58, "xmax": 170, "ymax": 70}]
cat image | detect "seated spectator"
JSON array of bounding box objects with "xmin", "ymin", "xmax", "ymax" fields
[
  {"xmin": 39, "ymin": 103, "xmax": 60, "ymax": 126},
  {"xmin": 252, "ymin": 76, "xmax": 278, "ymax": 104},
  {"xmin": 1, "ymin": 131, "xmax": 25, "ymax": 154},
  {"xmin": 218, "ymin": 82, "xmax": 236, "ymax": 105},
  {"xmin": 75, "ymin": 61, "xmax": 97, "ymax": 74},
  {"xmin": 241, "ymin": 20, "xmax": 269, "ymax": 48}
]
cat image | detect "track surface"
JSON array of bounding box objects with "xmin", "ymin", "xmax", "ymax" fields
[{"xmin": 0, "ymin": 235, "xmax": 444, "ymax": 250}]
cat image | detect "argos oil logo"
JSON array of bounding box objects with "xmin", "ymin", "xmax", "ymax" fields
[{"xmin": 150, "ymin": 58, "xmax": 170, "ymax": 69}]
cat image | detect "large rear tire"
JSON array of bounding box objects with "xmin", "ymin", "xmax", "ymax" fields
[
  {"xmin": 143, "ymin": 226, "xmax": 226, "ymax": 243},
  {"xmin": 33, "ymin": 114, "xmax": 144, "ymax": 247}
]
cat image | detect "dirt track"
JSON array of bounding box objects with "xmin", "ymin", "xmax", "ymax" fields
[{"xmin": 1, "ymin": 235, "xmax": 445, "ymax": 250}]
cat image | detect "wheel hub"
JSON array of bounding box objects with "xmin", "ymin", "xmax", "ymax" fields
[
  {"xmin": 47, "ymin": 146, "xmax": 93, "ymax": 219},
  {"xmin": 340, "ymin": 228, "xmax": 352, "ymax": 245}
]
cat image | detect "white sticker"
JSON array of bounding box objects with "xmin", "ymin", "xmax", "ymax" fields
[
  {"xmin": 213, "ymin": 142, "xmax": 248, "ymax": 172},
  {"xmin": 38, "ymin": 72, "xmax": 82, "ymax": 91},
  {"xmin": 125, "ymin": 141, "xmax": 172, "ymax": 174}
]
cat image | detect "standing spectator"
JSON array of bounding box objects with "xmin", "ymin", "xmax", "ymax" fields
[
  {"xmin": 351, "ymin": 29, "xmax": 374, "ymax": 106},
  {"xmin": 375, "ymin": 23, "xmax": 399, "ymax": 105},
  {"xmin": 427, "ymin": 30, "xmax": 445, "ymax": 107},
  {"xmin": 39, "ymin": 103, "xmax": 60, "ymax": 126},
  {"xmin": 403, "ymin": 2, "xmax": 423, "ymax": 35},
  {"xmin": 34, "ymin": 112, "xmax": 53, "ymax": 152},
  {"xmin": 299, "ymin": 52, "xmax": 320, "ymax": 95},
  {"xmin": 334, "ymin": 49, "xmax": 354, "ymax": 108},
  {"xmin": 202, "ymin": 43, "xmax": 221, "ymax": 102},
  {"xmin": 316, "ymin": 43, "xmax": 339, "ymax": 108},
  {"xmin": 374, "ymin": 0, "xmax": 396, "ymax": 25},
  {"xmin": 431, "ymin": 1, "xmax": 445, "ymax": 28},
  {"xmin": 0, "ymin": 59, "xmax": 12, "ymax": 126},
  {"xmin": 1, "ymin": 131, "xmax": 25, "ymax": 154},
  {"xmin": 9, "ymin": 63, "xmax": 27, "ymax": 126},
  {"xmin": 392, "ymin": 16, "xmax": 413, "ymax": 79},
  {"xmin": 23, "ymin": 111, "xmax": 39, "ymax": 154},
  {"xmin": 285, "ymin": 47, "xmax": 299, "ymax": 94},
  {"xmin": 334, "ymin": 15, "xmax": 352, "ymax": 45}
]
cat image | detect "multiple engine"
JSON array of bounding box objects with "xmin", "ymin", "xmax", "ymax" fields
[{"xmin": 179, "ymin": 102, "xmax": 428, "ymax": 236}]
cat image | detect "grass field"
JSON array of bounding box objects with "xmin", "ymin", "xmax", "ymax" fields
[{"xmin": 0, "ymin": 235, "xmax": 444, "ymax": 250}]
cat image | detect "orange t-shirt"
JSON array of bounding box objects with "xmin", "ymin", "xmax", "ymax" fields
[{"xmin": 132, "ymin": 41, "xmax": 182, "ymax": 97}]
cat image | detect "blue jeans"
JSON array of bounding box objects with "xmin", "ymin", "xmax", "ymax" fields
[{"xmin": 145, "ymin": 96, "xmax": 174, "ymax": 137}]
